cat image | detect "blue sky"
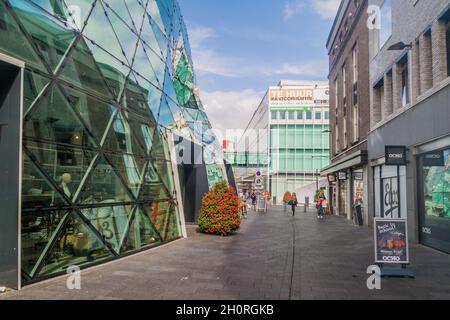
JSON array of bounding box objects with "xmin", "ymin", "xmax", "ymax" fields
[{"xmin": 177, "ymin": 0, "xmax": 340, "ymax": 132}]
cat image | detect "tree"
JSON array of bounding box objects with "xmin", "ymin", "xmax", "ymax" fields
[{"xmin": 198, "ymin": 181, "xmax": 240, "ymax": 236}]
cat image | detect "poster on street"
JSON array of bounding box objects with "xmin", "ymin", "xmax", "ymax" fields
[{"xmin": 374, "ymin": 218, "xmax": 409, "ymax": 264}]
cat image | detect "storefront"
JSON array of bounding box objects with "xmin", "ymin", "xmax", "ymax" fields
[
  {"xmin": 321, "ymin": 150, "xmax": 368, "ymax": 223},
  {"xmin": 417, "ymin": 146, "xmax": 450, "ymax": 253}
]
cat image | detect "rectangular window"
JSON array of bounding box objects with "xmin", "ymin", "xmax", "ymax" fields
[
  {"xmin": 315, "ymin": 112, "xmax": 321, "ymax": 120},
  {"xmin": 334, "ymin": 78, "xmax": 339, "ymax": 153},
  {"xmin": 271, "ymin": 111, "xmax": 277, "ymax": 120},
  {"xmin": 324, "ymin": 111, "xmax": 329, "ymax": 120},
  {"xmin": 288, "ymin": 111, "xmax": 295, "ymax": 120},
  {"xmin": 297, "ymin": 111, "xmax": 303, "ymax": 120},
  {"xmin": 399, "ymin": 56, "xmax": 410, "ymax": 107},
  {"xmin": 279, "ymin": 111, "xmax": 286, "ymax": 120},
  {"xmin": 342, "ymin": 64, "xmax": 348, "ymax": 148},
  {"xmin": 306, "ymin": 111, "xmax": 312, "ymax": 120},
  {"xmin": 380, "ymin": 0, "xmax": 392, "ymax": 49}
]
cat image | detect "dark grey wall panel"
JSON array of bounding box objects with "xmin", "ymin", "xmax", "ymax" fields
[{"xmin": 0, "ymin": 62, "xmax": 21, "ymax": 289}]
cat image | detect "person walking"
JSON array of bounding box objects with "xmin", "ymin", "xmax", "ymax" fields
[
  {"xmin": 250, "ymin": 192, "xmax": 257, "ymax": 211},
  {"xmin": 283, "ymin": 191, "xmax": 292, "ymax": 213},
  {"xmin": 289, "ymin": 192, "xmax": 298, "ymax": 216},
  {"xmin": 239, "ymin": 192, "xmax": 248, "ymax": 219},
  {"xmin": 316, "ymin": 195, "xmax": 326, "ymax": 219}
]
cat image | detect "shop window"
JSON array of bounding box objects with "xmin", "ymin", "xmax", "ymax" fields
[{"xmin": 418, "ymin": 148, "xmax": 450, "ymax": 253}]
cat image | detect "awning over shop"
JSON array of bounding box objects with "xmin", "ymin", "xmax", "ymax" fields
[{"xmin": 320, "ymin": 150, "xmax": 368, "ymax": 176}]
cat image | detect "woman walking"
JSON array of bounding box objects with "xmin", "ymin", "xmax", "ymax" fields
[
  {"xmin": 283, "ymin": 191, "xmax": 292, "ymax": 213},
  {"xmin": 289, "ymin": 192, "xmax": 298, "ymax": 216}
]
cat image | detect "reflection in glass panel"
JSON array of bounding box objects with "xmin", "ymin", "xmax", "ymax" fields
[
  {"xmin": 103, "ymin": 111, "xmax": 145, "ymax": 157},
  {"xmin": 0, "ymin": 1, "xmax": 47, "ymax": 72},
  {"xmin": 37, "ymin": 212, "xmax": 114, "ymax": 276},
  {"xmin": 59, "ymin": 39, "xmax": 113, "ymax": 100},
  {"xmin": 153, "ymin": 160, "xmax": 175, "ymax": 196},
  {"xmin": 24, "ymin": 85, "xmax": 96, "ymax": 148},
  {"xmin": 122, "ymin": 73, "xmax": 151, "ymax": 115},
  {"xmin": 121, "ymin": 206, "xmax": 161, "ymax": 253},
  {"xmin": 22, "ymin": 153, "xmax": 67, "ymax": 209},
  {"xmin": 106, "ymin": 7, "xmax": 139, "ymax": 63},
  {"xmin": 63, "ymin": 84, "xmax": 116, "ymax": 144},
  {"xmin": 8, "ymin": 0, "xmax": 77, "ymax": 71},
  {"xmin": 82, "ymin": 1, "xmax": 130, "ymax": 65},
  {"xmin": 22, "ymin": 210, "xmax": 68, "ymax": 276},
  {"xmin": 77, "ymin": 155, "xmax": 132, "ymax": 204},
  {"xmin": 23, "ymin": 70, "xmax": 50, "ymax": 114},
  {"xmin": 25, "ymin": 141, "xmax": 96, "ymax": 201},
  {"xmin": 143, "ymin": 201, "xmax": 180, "ymax": 241},
  {"xmin": 105, "ymin": 152, "xmax": 145, "ymax": 198},
  {"xmin": 139, "ymin": 162, "xmax": 171, "ymax": 201},
  {"xmin": 80, "ymin": 204, "xmax": 133, "ymax": 254},
  {"xmin": 126, "ymin": 110, "xmax": 157, "ymax": 154}
]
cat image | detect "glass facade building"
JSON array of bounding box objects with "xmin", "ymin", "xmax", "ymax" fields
[
  {"xmin": 234, "ymin": 81, "xmax": 330, "ymax": 203},
  {"xmin": 0, "ymin": 0, "xmax": 226, "ymax": 286}
]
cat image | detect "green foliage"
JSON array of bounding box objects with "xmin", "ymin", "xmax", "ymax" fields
[{"xmin": 198, "ymin": 180, "xmax": 240, "ymax": 236}]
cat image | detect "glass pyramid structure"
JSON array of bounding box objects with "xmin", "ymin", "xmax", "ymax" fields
[{"xmin": 0, "ymin": 0, "xmax": 226, "ymax": 284}]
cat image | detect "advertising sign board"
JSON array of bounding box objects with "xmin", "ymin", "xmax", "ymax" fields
[{"xmin": 374, "ymin": 218, "xmax": 409, "ymax": 264}]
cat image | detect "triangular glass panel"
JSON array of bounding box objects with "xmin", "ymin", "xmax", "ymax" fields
[
  {"xmin": 157, "ymin": 95, "xmax": 176, "ymax": 128},
  {"xmin": 107, "ymin": 7, "xmax": 139, "ymax": 64},
  {"xmin": 8, "ymin": 0, "xmax": 77, "ymax": 72},
  {"xmin": 121, "ymin": 206, "xmax": 161, "ymax": 253},
  {"xmin": 163, "ymin": 69, "xmax": 179, "ymax": 105},
  {"xmin": 124, "ymin": 0, "xmax": 147, "ymax": 33},
  {"xmin": 138, "ymin": 162, "xmax": 171, "ymax": 202},
  {"xmin": 58, "ymin": 0, "xmax": 96, "ymax": 32},
  {"xmin": 24, "ymin": 84, "xmax": 97, "ymax": 148},
  {"xmin": 58, "ymin": 38, "xmax": 114, "ymax": 101},
  {"xmin": 104, "ymin": 152, "xmax": 145, "ymax": 198},
  {"xmin": 24, "ymin": 140, "xmax": 97, "ymax": 203},
  {"xmin": 102, "ymin": 110, "xmax": 146, "ymax": 157},
  {"xmin": 76, "ymin": 154, "xmax": 133, "ymax": 204},
  {"xmin": 142, "ymin": 201, "xmax": 180, "ymax": 241},
  {"xmin": 121, "ymin": 72, "xmax": 151, "ymax": 116},
  {"xmin": 62, "ymin": 84, "xmax": 116, "ymax": 145},
  {"xmin": 80, "ymin": 204, "xmax": 133, "ymax": 254},
  {"xmin": 81, "ymin": 0, "xmax": 131, "ymax": 66},
  {"xmin": 21, "ymin": 210, "xmax": 69, "ymax": 277},
  {"xmin": 150, "ymin": 130, "xmax": 171, "ymax": 161},
  {"xmin": 154, "ymin": 0, "xmax": 172, "ymax": 35},
  {"xmin": 140, "ymin": 13, "xmax": 164, "ymax": 59},
  {"xmin": 102, "ymin": 0, "xmax": 137, "ymax": 34},
  {"xmin": 146, "ymin": 0, "xmax": 166, "ymax": 36},
  {"xmin": 162, "ymin": 203, "xmax": 181, "ymax": 241},
  {"xmin": 23, "ymin": 70, "xmax": 51, "ymax": 115},
  {"xmin": 126, "ymin": 110, "xmax": 157, "ymax": 154},
  {"xmin": 131, "ymin": 41, "xmax": 160, "ymax": 88},
  {"xmin": 153, "ymin": 160, "xmax": 175, "ymax": 195},
  {"xmin": 146, "ymin": 13, "xmax": 168, "ymax": 60},
  {"xmin": 0, "ymin": 1, "xmax": 47, "ymax": 72},
  {"xmin": 35, "ymin": 212, "xmax": 114, "ymax": 277},
  {"xmin": 22, "ymin": 153, "xmax": 68, "ymax": 209},
  {"xmin": 133, "ymin": 72, "xmax": 163, "ymax": 118}
]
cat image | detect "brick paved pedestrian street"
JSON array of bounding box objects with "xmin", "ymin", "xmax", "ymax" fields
[{"xmin": 3, "ymin": 206, "xmax": 450, "ymax": 300}]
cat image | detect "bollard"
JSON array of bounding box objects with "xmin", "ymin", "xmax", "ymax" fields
[{"xmin": 304, "ymin": 197, "xmax": 309, "ymax": 212}]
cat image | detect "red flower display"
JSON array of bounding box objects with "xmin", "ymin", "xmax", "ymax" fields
[{"xmin": 198, "ymin": 180, "xmax": 241, "ymax": 236}]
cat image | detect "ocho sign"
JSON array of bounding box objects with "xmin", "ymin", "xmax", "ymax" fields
[{"xmin": 374, "ymin": 218, "xmax": 409, "ymax": 264}]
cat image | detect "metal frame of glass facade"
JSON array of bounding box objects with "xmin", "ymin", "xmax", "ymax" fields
[{"xmin": 0, "ymin": 0, "xmax": 224, "ymax": 285}]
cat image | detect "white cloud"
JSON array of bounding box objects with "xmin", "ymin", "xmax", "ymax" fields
[
  {"xmin": 283, "ymin": 0, "xmax": 306, "ymax": 21},
  {"xmin": 310, "ymin": 0, "xmax": 341, "ymax": 20},
  {"xmin": 201, "ymin": 89, "xmax": 265, "ymax": 134},
  {"xmin": 282, "ymin": 0, "xmax": 340, "ymax": 21}
]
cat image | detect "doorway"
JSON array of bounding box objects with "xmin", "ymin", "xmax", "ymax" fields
[{"xmin": 0, "ymin": 54, "xmax": 23, "ymax": 290}]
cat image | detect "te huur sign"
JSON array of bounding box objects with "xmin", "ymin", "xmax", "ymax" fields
[{"xmin": 385, "ymin": 146, "xmax": 407, "ymax": 166}]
